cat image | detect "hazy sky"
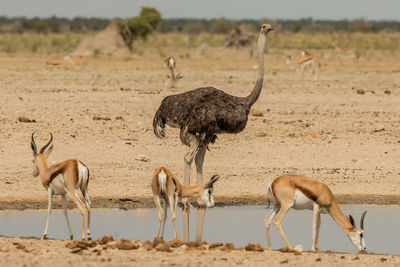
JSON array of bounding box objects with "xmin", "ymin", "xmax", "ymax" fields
[{"xmin": 1, "ymin": 0, "xmax": 399, "ymax": 21}]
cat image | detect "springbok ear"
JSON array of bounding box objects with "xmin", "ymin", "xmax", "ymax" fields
[
  {"xmin": 45, "ymin": 144, "xmax": 54, "ymax": 158},
  {"xmin": 349, "ymin": 215, "xmax": 355, "ymax": 228}
]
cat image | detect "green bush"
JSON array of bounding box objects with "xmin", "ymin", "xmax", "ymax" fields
[{"xmin": 120, "ymin": 7, "xmax": 162, "ymax": 48}]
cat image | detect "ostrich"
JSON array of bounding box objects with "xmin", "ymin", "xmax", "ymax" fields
[{"xmin": 153, "ymin": 24, "xmax": 274, "ymax": 241}]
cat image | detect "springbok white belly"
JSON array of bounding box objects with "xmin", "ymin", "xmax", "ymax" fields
[
  {"xmin": 49, "ymin": 174, "xmax": 67, "ymax": 195},
  {"xmin": 292, "ymin": 190, "xmax": 314, "ymax": 210},
  {"xmin": 292, "ymin": 190, "xmax": 328, "ymax": 214}
]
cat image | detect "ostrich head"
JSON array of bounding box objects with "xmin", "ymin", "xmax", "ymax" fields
[{"xmin": 261, "ymin": 24, "xmax": 274, "ymax": 34}]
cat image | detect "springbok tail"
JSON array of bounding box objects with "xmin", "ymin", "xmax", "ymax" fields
[
  {"xmin": 158, "ymin": 168, "xmax": 167, "ymax": 194},
  {"xmin": 266, "ymin": 181, "xmax": 275, "ymax": 209}
]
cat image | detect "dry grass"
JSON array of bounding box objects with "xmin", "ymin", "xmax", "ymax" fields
[{"xmin": 0, "ymin": 31, "xmax": 399, "ymax": 55}]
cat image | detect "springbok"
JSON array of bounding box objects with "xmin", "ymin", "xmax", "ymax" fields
[
  {"xmin": 265, "ymin": 174, "xmax": 367, "ymax": 252},
  {"xmin": 151, "ymin": 167, "xmax": 220, "ymax": 240},
  {"xmin": 297, "ymin": 50, "xmax": 315, "ymax": 74},
  {"xmin": 46, "ymin": 55, "xmax": 87, "ymax": 66},
  {"xmin": 164, "ymin": 56, "xmax": 183, "ymax": 88},
  {"xmin": 30, "ymin": 132, "xmax": 91, "ymax": 240}
]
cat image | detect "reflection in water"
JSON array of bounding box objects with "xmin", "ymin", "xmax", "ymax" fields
[{"xmin": 0, "ymin": 205, "xmax": 397, "ymax": 255}]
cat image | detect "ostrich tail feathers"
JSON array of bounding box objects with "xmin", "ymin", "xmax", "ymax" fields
[{"xmin": 153, "ymin": 111, "xmax": 166, "ymax": 139}]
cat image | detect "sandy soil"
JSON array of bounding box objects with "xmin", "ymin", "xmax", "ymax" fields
[
  {"xmin": 0, "ymin": 48, "xmax": 399, "ymax": 265},
  {"xmin": 0, "ymin": 50, "xmax": 399, "ymax": 208},
  {"xmin": 1, "ymin": 236, "xmax": 399, "ymax": 267}
]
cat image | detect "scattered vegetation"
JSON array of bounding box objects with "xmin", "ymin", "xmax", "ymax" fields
[{"xmin": 0, "ymin": 16, "xmax": 399, "ymax": 54}]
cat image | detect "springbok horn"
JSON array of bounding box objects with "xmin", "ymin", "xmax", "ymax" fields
[
  {"xmin": 360, "ymin": 211, "xmax": 367, "ymax": 230},
  {"xmin": 204, "ymin": 175, "xmax": 220, "ymax": 188},
  {"xmin": 30, "ymin": 132, "xmax": 37, "ymax": 154},
  {"xmin": 39, "ymin": 133, "xmax": 53, "ymax": 154}
]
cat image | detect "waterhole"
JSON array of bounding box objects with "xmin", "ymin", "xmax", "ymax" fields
[{"xmin": 0, "ymin": 205, "xmax": 397, "ymax": 255}]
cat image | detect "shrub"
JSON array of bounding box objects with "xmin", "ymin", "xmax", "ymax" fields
[{"xmin": 120, "ymin": 7, "xmax": 162, "ymax": 48}]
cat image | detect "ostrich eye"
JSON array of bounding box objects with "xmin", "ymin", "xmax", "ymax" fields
[
  {"xmin": 360, "ymin": 233, "xmax": 363, "ymax": 238},
  {"xmin": 208, "ymin": 190, "xmax": 212, "ymax": 194}
]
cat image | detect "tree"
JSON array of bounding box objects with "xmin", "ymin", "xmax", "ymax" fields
[{"xmin": 120, "ymin": 7, "xmax": 162, "ymax": 48}]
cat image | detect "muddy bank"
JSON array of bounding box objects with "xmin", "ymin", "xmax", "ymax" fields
[{"xmin": 1, "ymin": 194, "xmax": 400, "ymax": 210}]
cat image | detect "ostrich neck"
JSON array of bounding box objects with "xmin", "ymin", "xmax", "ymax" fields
[{"xmin": 245, "ymin": 32, "xmax": 266, "ymax": 108}]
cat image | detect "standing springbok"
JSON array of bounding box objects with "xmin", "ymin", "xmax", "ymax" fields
[
  {"xmin": 265, "ymin": 174, "xmax": 367, "ymax": 252},
  {"xmin": 164, "ymin": 56, "xmax": 183, "ymax": 88},
  {"xmin": 30, "ymin": 132, "xmax": 91, "ymax": 240},
  {"xmin": 151, "ymin": 167, "xmax": 220, "ymax": 240}
]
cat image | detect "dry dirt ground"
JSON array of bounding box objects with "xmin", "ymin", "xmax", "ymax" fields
[
  {"xmin": 0, "ymin": 236, "xmax": 399, "ymax": 267},
  {"xmin": 0, "ymin": 48, "xmax": 399, "ymax": 265}
]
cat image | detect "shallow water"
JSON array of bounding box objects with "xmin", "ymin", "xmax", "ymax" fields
[{"xmin": 0, "ymin": 205, "xmax": 397, "ymax": 255}]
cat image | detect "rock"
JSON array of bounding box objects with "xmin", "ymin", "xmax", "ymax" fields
[
  {"xmin": 245, "ymin": 243, "xmax": 264, "ymax": 252},
  {"xmin": 256, "ymin": 132, "xmax": 267, "ymax": 137},
  {"xmin": 135, "ymin": 154, "xmax": 150, "ymax": 162},
  {"xmin": 155, "ymin": 243, "xmax": 171, "ymax": 252},
  {"xmin": 115, "ymin": 239, "xmax": 139, "ymax": 250},
  {"xmin": 70, "ymin": 248, "xmax": 83, "ymax": 254},
  {"xmin": 142, "ymin": 241, "xmax": 154, "ymax": 251},
  {"xmin": 97, "ymin": 235, "xmax": 114, "ymax": 245},
  {"xmin": 115, "ymin": 116, "xmax": 123, "ymax": 120},
  {"xmin": 18, "ymin": 116, "xmax": 36, "ymax": 123},
  {"xmin": 209, "ymin": 242, "xmax": 224, "ymax": 250},
  {"xmin": 65, "ymin": 240, "xmax": 94, "ymax": 250},
  {"xmin": 384, "ymin": 90, "xmax": 391, "ymax": 95},
  {"xmin": 91, "ymin": 87, "xmax": 99, "ymax": 91},
  {"xmin": 93, "ymin": 116, "xmax": 111, "ymax": 121},
  {"xmin": 357, "ymin": 89, "xmax": 365, "ymax": 94},
  {"xmin": 250, "ymin": 109, "xmax": 263, "ymax": 117},
  {"xmin": 220, "ymin": 243, "xmax": 235, "ymax": 252},
  {"xmin": 15, "ymin": 243, "xmax": 26, "ymax": 250},
  {"xmin": 167, "ymin": 239, "xmax": 185, "ymax": 248}
]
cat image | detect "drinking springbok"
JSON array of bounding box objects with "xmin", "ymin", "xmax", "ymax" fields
[
  {"xmin": 265, "ymin": 174, "xmax": 367, "ymax": 252},
  {"xmin": 151, "ymin": 167, "xmax": 219, "ymax": 239},
  {"xmin": 30, "ymin": 132, "xmax": 91, "ymax": 240}
]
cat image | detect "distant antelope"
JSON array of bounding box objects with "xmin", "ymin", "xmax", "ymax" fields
[
  {"xmin": 64, "ymin": 55, "xmax": 87, "ymax": 65},
  {"xmin": 297, "ymin": 50, "xmax": 315, "ymax": 73},
  {"xmin": 337, "ymin": 47, "xmax": 356, "ymax": 59},
  {"xmin": 265, "ymin": 174, "xmax": 367, "ymax": 252},
  {"xmin": 151, "ymin": 167, "xmax": 220, "ymax": 239},
  {"xmin": 46, "ymin": 59, "xmax": 64, "ymax": 65},
  {"xmin": 46, "ymin": 55, "xmax": 87, "ymax": 66},
  {"xmin": 164, "ymin": 56, "xmax": 183, "ymax": 88},
  {"xmin": 30, "ymin": 132, "xmax": 91, "ymax": 240},
  {"xmin": 285, "ymin": 54, "xmax": 292, "ymax": 65}
]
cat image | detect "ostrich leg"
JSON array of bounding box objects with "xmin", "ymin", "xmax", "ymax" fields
[
  {"xmin": 183, "ymin": 140, "xmax": 200, "ymax": 241},
  {"xmin": 195, "ymin": 146, "xmax": 207, "ymax": 241}
]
